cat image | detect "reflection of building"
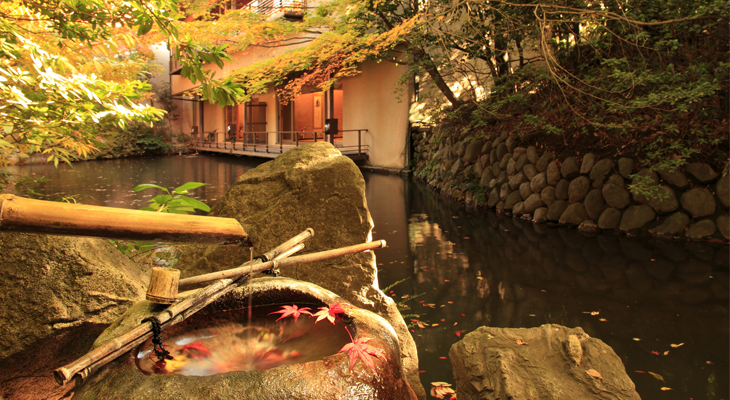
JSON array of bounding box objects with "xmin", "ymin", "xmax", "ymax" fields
[{"xmin": 163, "ymin": 0, "xmax": 412, "ymax": 169}]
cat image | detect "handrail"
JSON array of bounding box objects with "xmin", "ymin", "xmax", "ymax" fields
[{"xmin": 189, "ymin": 129, "xmax": 369, "ymax": 156}]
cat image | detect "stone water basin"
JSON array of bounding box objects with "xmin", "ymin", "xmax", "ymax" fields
[{"xmin": 72, "ymin": 277, "xmax": 418, "ymax": 400}]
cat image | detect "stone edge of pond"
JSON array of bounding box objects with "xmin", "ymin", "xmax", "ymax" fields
[{"xmin": 411, "ymin": 127, "xmax": 729, "ymax": 243}]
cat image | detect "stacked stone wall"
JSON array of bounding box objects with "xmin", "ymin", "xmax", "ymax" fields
[{"xmin": 411, "ymin": 127, "xmax": 729, "ymax": 241}]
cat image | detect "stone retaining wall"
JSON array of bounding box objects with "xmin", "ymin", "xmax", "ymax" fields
[{"xmin": 411, "ymin": 127, "xmax": 729, "ymax": 241}]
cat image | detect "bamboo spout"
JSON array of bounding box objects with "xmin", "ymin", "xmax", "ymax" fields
[{"xmin": 0, "ymin": 194, "xmax": 251, "ymax": 246}]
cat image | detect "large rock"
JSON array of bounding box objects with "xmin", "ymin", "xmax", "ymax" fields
[
  {"xmin": 589, "ymin": 159, "xmax": 615, "ymax": 188},
  {"xmin": 598, "ymin": 208, "xmax": 622, "ymax": 230},
  {"xmin": 561, "ymin": 157, "xmax": 580, "ymax": 180},
  {"xmin": 495, "ymin": 142, "xmax": 509, "ymax": 162},
  {"xmin": 449, "ymin": 325, "xmax": 640, "ymax": 400},
  {"xmin": 515, "ymin": 154, "xmax": 529, "ymax": 173},
  {"xmin": 646, "ymin": 185, "xmax": 679, "ymax": 214},
  {"xmin": 680, "ymin": 188, "xmax": 716, "ymax": 217},
  {"xmin": 0, "ymin": 231, "xmax": 149, "ymax": 399},
  {"xmin": 0, "ymin": 232, "xmax": 149, "ymax": 360},
  {"xmin": 175, "ymin": 143, "xmax": 424, "ymax": 398},
  {"xmin": 568, "ymin": 176, "xmax": 591, "ymax": 204},
  {"xmin": 602, "ymin": 176, "xmax": 631, "ymax": 210},
  {"xmin": 547, "ymin": 200, "xmax": 568, "ymax": 222},
  {"xmin": 657, "ymin": 168, "xmax": 689, "ymax": 189},
  {"xmin": 579, "ymin": 153, "xmax": 595, "ymax": 174},
  {"xmin": 559, "ymin": 203, "xmax": 589, "ymax": 226},
  {"xmin": 509, "ymin": 172, "xmax": 528, "ymax": 190},
  {"xmin": 541, "ymin": 186, "xmax": 556, "ymax": 206},
  {"xmin": 504, "ymin": 190, "xmax": 523, "ymax": 211},
  {"xmin": 556, "ymin": 179, "xmax": 569, "ymax": 200},
  {"xmin": 519, "ymin": 182, "xmax": 533, "ymax": 201},
  {"xmin": 463, "ymin": 138, "xmax": 486, "ymax": 164},
  {"xmin": 617, "ymin": 158, "xmax": 633, "ymax": 179},
  {"xmin": 619, "ymin": 205, "xmax": 656, "ymax": 233},
  {"xmin": 536, "ymin": 152, "xmax": 554, "ymax": 172},
  {"xmin": 523, "ymin": 164, "xmax": 538, "ymax": 181},
  {"xmin": 686, "ymin": 163, "xmax": 718, "ymax": 183},
  {"xmin": 546, "ymin": 161, "xmax": 561, "ymax": 186},
  {"xmin": 631, "ymin": 169, "xmax": 659, "ymax": 203},
  {"xmin": 648, "ymin": 212, "xmax": 690, "ymax": 238},
  {"xmin": 584, "ymin": 189, "xmax": 606, "ymax": 221},
  {"xmin": 526, "ymin": 146, "xmax": 539, "ymax": 164},
  {"xmin": 685, "ymin": 219, "xmax": 717, "ymax": 240},
  {"xmin": 530, "ymin": 172, "xmax": 547, "ymax": 194},
  {"xmin": 74, "ymin": 278, "xmax": 418, "ymax": 400},
  {"xmin": 524, "ymin": 193, "xmax": 545, "ymax": 214}
]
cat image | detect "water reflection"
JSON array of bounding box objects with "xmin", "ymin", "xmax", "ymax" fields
[
  {"xmin": 1, "ymin": 155, "xmax": 261, "ymax": 208},
  {"xmin": 370, "ymin": 179, "xmax": 729, "ymax": 400}
]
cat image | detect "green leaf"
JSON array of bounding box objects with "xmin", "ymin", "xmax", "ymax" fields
[
  {"xmin": 152, "ymin": 194, "xmax": 173, "ymax": 205},
  {"xmin": 134, "ymin": 183, "xmax": 167, "ymax": 192},
  {"xmin": 173, "ymin": 182, "xmax": 206, "ymax": 193},
  {"xmin": 176, "ymin": 196, "xmax": 210, "ymax": 212}
]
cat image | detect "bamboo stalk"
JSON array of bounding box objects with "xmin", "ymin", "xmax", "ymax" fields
[
  {"xmin": 53, "ymin": 229, "xmax": 315, "ymax": 386},
  {"xmin": 0, "ymin": 194, "xmax": 250, "ymax": 246},
  {"xmin": 178, "ymin": 240, "xmax": 386, "ymax": 288}
]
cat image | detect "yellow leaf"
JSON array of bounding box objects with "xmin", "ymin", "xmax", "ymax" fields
[
  {"xmin": 670, "ymin": 343, "xmax": 684, "ymax": 348},
  {"xmin": 585, "ymin": 369, "xmax": 603, "ymax": 379},
  {"xmin": 648, "ymin": 372, "xmax": 665, "ymax": 382},
  {"xmin": 660, "ymin": 387, "xmax": 672, "ymax": 391}
]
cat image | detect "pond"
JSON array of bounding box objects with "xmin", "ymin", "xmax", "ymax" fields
[{"xmin": 3, "ymin": 154, "xmax": 728, "ymax": 400}]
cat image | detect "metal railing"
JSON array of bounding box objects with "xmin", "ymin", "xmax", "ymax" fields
[
  {"xmin": 190, "ymin": 129, "xmax": 369, "ymax": 156},
  {"xmin": 244, "ymin": 0, "xmax": 306, "ymax": 18}
]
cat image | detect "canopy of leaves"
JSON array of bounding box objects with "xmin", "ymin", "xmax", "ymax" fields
[{"xmin": 0, "ymin": 0, "xmax": 245, "ymax": 167}]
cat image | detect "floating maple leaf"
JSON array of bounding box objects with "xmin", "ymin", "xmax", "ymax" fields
[
  {"xmin": 430, "ymin": 382, "xmax": 457, "ymax": 399},
  {"xmin": 339, "ymin": 337, "xmax": 386, "ymax": 372},
  {"xmin": 313, "ymin": 303, "xmax": 346, "ymax": 324},
  {"xmin": 268, "ymin": 305, "xmax": 312, "ymax": 322}
]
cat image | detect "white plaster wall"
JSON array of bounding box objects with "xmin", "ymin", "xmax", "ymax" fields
[{"xmin": 343, "ymin": 59, "xmax": 410, "ymax": 169}]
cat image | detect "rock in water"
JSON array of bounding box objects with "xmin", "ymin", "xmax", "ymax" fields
[
  {"xmin": 449, "ymin": 324, "xmax": 640, "ymax": 400},
  {"xmin": 0, "ymin": 232, "xmax": 149, "ymax": 399},
  {"xmin": 0, "ymin": 233, "xmax": 149, "ymax": 359},
  {"xmin": 175, "ymin": 142, "xmax": 424, "ymax": 398}
]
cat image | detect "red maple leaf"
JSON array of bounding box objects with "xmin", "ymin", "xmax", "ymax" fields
[
  {"xmin": 268, "ymin": 304, "xmax": 312, "ymax": 322},
  {"xmin": 313, "ymin": 303, "xmax": 346, "ymax": 324},
  {"xmin": 339, "ymin": 337, "xmax": 387, "ymax": 372}
]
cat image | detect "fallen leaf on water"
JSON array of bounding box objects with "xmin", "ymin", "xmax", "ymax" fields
[
  {"xmin": 439, "ymin": 356, "xmax": 447, "ymax": 359},
  {"xmin": 651, "ymin": 351, "xmax": 660, "ymax": 355},
  {"xmin": 590, "ymin": 311, "xmax": 600, "ymax": 316},
  {"xmin": 599, "ymin": 318, "xmax": 607, "ymax": 322},
  {"xmin": 586, "ymin": 369, "xmax": 603, "ymax": 379},
  {"xmin": 648, "ymin": 372, "xmax": 665, "ymax": 382},
  {"xmin": 515, "ymin": 338, "xmax": 528, "ymax": 345},
  {"xmin": 430, "ymin": 382, "xmax": 456, "ymax": 399},
  {"xmin": 660, "ymin": 387, "xmax": 672, "ymax": 391},
  {"xmin": 456, "ymin": 331, "xmax": 465, "ymax": 337},
  {"xmin": 670, "ymin": 343, "xmax": 684, "ymax": 348},
  {"xmin": 432, "ymin": 323, "xmax": 440, "ymax": 327},
  {"xmin": 633, "ymin": 338, "xmax": 641, "ymax": 341},
  {"xmin": 663, "ymin": 351, "xmax": 669, "ymax": 356},
  {"xmin": 635, "ymin": 371, "xmax": 646, "ymax": 374},
  {"xmin": 706, "ymin": 361, "xmax": 713, "ymax": 364}
]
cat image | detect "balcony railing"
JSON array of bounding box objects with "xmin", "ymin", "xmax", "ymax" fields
[{"xmin": 189, "ymin": 129, "xmax": 369, "ymax": 157}]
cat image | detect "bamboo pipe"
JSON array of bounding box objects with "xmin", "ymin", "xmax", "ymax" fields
[
  {"xmin": 0, "ymin": 194, "xmax": 251, "ymax": 246},
  {"xmin": 178, "ymin": 240, "xmax": 386, "ymax": 288},
  {"xmin": 53, "ymin": 229, "xmax": 316, "ymax": 386}
]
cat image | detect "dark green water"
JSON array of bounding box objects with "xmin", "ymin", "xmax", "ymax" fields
[{"xmin": 4, "ymin": 155, "xmax": 728, "ymax": 400}]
